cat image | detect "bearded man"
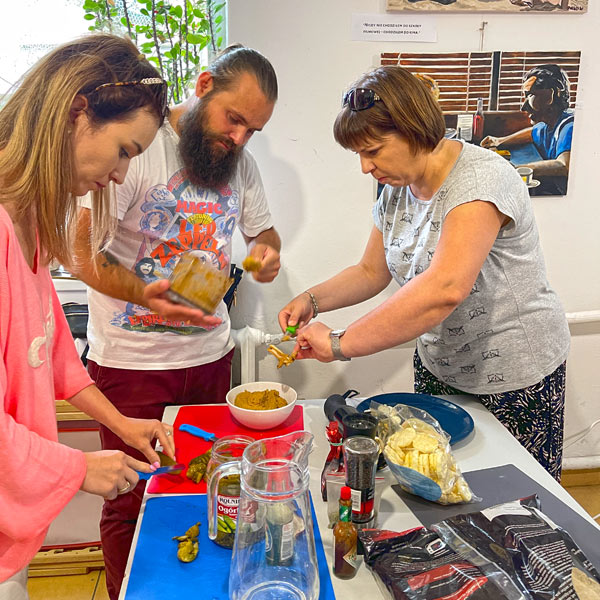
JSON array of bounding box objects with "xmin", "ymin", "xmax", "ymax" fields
[{"xmin": 71, "ymin": 45, "xmax": 280, "ymax": 600}]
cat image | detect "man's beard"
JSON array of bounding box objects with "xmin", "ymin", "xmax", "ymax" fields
[{"xmin": 178, "ymin": 100, "xmax": 242, "ymax": 189}]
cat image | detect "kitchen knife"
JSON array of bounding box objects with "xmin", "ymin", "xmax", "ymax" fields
[
  {"xmin": 136, "ymin": 463, "xmax": 185, "ymax": 480},
  {"xmin": 178, "ymin": 423, "xmax": 217, "ymax": 442}
]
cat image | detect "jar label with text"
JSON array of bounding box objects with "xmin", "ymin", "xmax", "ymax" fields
[
  {"xmin": 344, "ymin": 546, "xmax": 358, "ymax": 568},
  {"xmin": 350, "ymin": 487, "xmax": 374, "ymax": 522},
  {"xmin": 217, "ymin": 494, "xmax": 239, "ymax": 534}
]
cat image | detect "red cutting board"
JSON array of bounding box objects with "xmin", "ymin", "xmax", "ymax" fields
[{"xmin": 147, "ymin": 404, "xmax": 304, "ymax": 494}]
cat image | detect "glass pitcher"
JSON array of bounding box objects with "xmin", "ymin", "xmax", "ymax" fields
[
  {"xmin": 206, "ymin": 434, "xmax": 255, "ymax": 548},
  {"xmin": 229, "ymin": 431, "xmax": 319, "ymax": 600}
]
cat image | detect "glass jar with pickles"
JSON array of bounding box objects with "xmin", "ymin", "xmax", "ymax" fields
[{"xmin": 206, "ymin": 435, "xmax": 255, "ymax": 548}]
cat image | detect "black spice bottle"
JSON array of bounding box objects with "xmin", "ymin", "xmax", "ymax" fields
[{"xmin": 343, "ymin": 436, "xmax": 379, "ymax": 524}]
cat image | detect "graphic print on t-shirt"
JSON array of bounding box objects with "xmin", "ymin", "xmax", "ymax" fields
[
  {"xmin": 109, "ymin": 168, "xmax": 238, "ymax": 336},
  {"xmin": 28, "ymin": 297, "xmax": 55, "ymax": 368}
]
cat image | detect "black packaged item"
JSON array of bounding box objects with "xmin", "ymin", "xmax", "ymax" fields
[
  {"xmin": 61, "ymin": 302, "xmax": 89, "ymax": 365},
  {"xmin": 223, "ymin": 263, "xmax": 243, "ymax": 311},
  {"xmin": 360, "ymin": 527, "xmax": 515, "ymax": 600},
  {"xmin": 61, "ymin": 302, "xmax": 88, "ymax": 338},
  {"xmin": 432, "ymin": 495, "xmax": 600, "ymax": 600}
]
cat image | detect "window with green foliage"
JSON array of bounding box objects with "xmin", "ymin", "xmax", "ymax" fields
[
  {"xmin": 82, "ymin": 0, "xmax": 227, "ymax": 103},
  {"xmin": 0, "ymin": 0, "xmax": 226, "ymax": 106}
]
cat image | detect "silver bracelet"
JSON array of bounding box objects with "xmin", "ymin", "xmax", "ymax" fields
[{"xmin": 305, "ymin": 290, "xmax": 319, "ymax": 318}]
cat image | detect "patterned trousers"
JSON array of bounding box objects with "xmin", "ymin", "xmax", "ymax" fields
[{"xmin": 413, "ymin": 350, "xmax": 567, "ymax": 481}]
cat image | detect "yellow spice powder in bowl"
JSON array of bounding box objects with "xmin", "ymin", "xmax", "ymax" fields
[{"xmin": 226, "ymin": 382, "xmax": 297, "ymax": 430}]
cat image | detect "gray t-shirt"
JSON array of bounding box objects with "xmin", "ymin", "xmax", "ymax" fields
[{"xmin": 373, "ymin": 142, "xmax": 569, "ymax": 394}]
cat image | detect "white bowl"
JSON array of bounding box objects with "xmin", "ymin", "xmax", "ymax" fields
[{"xmin": 226, "ymin": 382, "xmax": 297, "ymax": 430}]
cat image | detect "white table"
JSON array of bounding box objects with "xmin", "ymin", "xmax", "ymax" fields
[{"xmin": 119, "ymin": 396, "xmax": 600, "ymax": 599}]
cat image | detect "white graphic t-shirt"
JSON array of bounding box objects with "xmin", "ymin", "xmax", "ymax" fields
[{"xmin": 86, "ymin": 122, "xmax": 273, "ymax": 369}]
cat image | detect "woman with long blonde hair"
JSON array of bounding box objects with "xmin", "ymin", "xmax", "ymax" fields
[{"xmin": 0, "ymin": 33, "xmax": 174, "ymax": 597}]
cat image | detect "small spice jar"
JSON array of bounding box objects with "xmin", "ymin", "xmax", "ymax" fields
[{"xmin": 343, "ymin": 436, "xmax": 379, "ymax": 524}]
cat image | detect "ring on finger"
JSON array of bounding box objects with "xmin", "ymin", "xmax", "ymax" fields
[
  {"xmin": 118, "ymin": 482, "xmax": 131, "ymax": 494},
  {"xmin": 165, "ymin": 430, "xmax": 173, "ymax": 437}
]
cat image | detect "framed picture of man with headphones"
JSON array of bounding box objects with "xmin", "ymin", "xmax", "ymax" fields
[
  {"xmin": 386, "ymin": 0, "xmax": 587, "ymax": 13},
  {"xmin": 381, "ymin": 50, "xmax": 581, "ymax": 196}
]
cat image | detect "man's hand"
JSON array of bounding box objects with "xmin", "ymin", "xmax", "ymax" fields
[
  {"xmin": 480, "ymin": 135, "xmax": 502, "ymax": 149},
  {"xmin": 142, "ymin": 279, "xmax": 222, "ymax": 327},
  {"xmin": 243, "ymin": 226, "xmax": 281, "ymax": 283},
  {"xmin": 248, "ymin": 244, "xmax": 281, "ymax": 283}
]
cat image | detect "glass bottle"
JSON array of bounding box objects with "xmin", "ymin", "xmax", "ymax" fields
[
  {"xmin": 265, "ymin": 501, "xmax": 295, "ymax": 566},
  {"xmin": 333, "ymin": 486, "xmax": 357, "ymax": 579},
  {"xmin": 472, "ymin": 97, "xmax": 485, "ymax": 145},
  {"xmin": 343, "ymin": 436, "xmax": 379, "ymax": 524}
]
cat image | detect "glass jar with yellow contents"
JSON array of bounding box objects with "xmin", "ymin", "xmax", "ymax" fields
[{"xmin": 166, "ymin": 251, "xmax": 233, "ymax": 314}]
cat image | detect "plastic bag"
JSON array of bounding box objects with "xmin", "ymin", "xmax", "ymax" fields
[
  {"xmin": 360, "ymin": 527, "xmax": 518, "ymax": 600},
  {"xmin": 325, "ymin": 471, "xmax": 386, "ymax": 529},
  {"xmin": 371, "ymin": 401, "xmax": 478, "ymax": 505},
  {"xmin": 432, "ymin": 495, "xmax": 600, "ymax": 600}
]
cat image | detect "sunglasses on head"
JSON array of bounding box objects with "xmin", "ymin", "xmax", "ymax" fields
[
  {"xmin": 92, "ymin": 77, "xmax": 169, "ymax": 117},
  {"xmin": 342, "ymin": 88, "xmax": 381, "ymax": 111}
]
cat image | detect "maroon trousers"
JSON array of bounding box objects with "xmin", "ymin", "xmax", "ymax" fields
[{"xmin": 87, "ymin": 349, "xmax": 233, "ymax": 600}]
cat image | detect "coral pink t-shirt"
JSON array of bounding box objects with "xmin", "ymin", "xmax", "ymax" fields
[{"xmin": 0, "ymin": 206, "xmax": 92, "ymax": 581}]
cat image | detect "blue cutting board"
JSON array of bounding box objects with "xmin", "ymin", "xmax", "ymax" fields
[{"xmin": 125, "ymin": 494, "xmax": 336, "ymax": 599}]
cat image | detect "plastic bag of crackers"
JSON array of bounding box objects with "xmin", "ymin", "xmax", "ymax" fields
[{"xmin": 371, "ymin": 402, "xmax": 479, "ymax": 505}]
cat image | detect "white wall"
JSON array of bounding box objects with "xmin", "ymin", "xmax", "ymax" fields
[{"xmin": 227, "ymin": 0, "xmax": 600, "ymax": 467}]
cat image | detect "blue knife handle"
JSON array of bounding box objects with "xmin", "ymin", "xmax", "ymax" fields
[
  {"xmin": 178, "ymin": 423, "xmax": 216, "ymax": 441},
  {"xmin": 135, "ymin": 465, "xmax": 183, "ymax": 480}
]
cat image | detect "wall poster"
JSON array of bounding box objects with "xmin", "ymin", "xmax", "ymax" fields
[
  {"xmin": 386, "ymin": 1, "xmax": 587, "ymax": 12},
  {"xmin": 381, "ymin": 50, "xmax": 581, "ymax": 196}
]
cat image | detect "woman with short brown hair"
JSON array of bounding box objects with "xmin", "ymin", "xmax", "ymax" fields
[{"xmin": 280, "ymin": 65, "xmax": 569, "ymax": 482}]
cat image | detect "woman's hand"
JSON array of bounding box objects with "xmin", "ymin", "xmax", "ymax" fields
[
  {"xmin": 114, "ymin": 418, "xmax": 175, "ymax": 463},
  {"xmin": 293, "ymin": 322, "xmax": 336, "ymax": 363},
  {"xmin": 278, "ymin": 292, "xmax": 315, "ymax": 333},
  {"xmin": 81, "ymin": 450, "xmax": 149, "ymax": 500},
  {"xmin": 142, "ymin": 279, "xmax": 222, "ymax": 328}
]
